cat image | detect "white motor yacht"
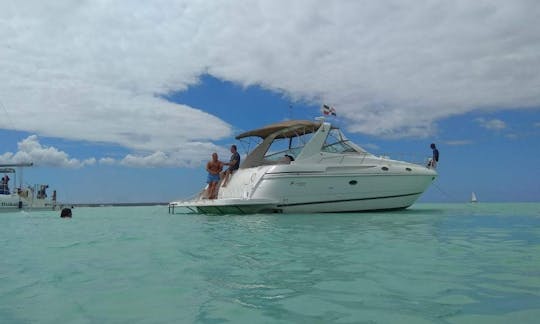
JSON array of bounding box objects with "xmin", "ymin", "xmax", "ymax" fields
[
  {"xmin": 169, "ymin": 119, "xmax": 437, "ymax": 214},
  {"xmin": 0, "ymin": 163, "xmax": 58, "ymax": 212}
]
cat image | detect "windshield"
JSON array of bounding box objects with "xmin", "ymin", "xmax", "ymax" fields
[
  {"xmin": 321, "ymin": 129, "xmax": 364, "ymax": 154},
  {"xmin": 241, "ymin": 123, "xmax": 369, "ymax": 168}
]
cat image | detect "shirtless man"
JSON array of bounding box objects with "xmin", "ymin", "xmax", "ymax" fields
[{"xmin": 206, "ymin": 152, "xmax": 223, "ymax": 199}]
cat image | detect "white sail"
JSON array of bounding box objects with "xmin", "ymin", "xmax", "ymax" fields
[{"xmin": 471, "ymin": 192, "xmax": 478, "ymax": 203}]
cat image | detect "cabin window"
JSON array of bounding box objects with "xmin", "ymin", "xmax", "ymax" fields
[
  {"xmin": 263, "ymin": 129, "xmax": 315, "ymax": 161},
  {"xmin": 263, "ymin": 138, "xmax": 302, "ymax": 162}
]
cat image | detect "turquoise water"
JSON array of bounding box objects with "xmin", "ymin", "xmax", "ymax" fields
[{"xmin": 1, "ymin": 203, "xmax": 539, "ymax": 323}]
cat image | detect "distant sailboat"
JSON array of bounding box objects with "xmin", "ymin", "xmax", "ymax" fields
[{"xmin": 471, "ymin": 192, "xmax": 478, "ymax": 203}]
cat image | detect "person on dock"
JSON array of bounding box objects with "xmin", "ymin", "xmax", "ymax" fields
[{"xmin": 206, "ymin": 152, "xmax": 223, "ymax": 199}]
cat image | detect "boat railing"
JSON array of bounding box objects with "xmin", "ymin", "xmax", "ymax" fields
[
  {"xmin": 190, "ymin": 186, "xmax": 209, "ymax": 201},
  {"xmin": 377, "ymin": 152, "xmax": 431, "ymax": 165},
  {"xmin": 318, "ymin": 152, "xmax": 372, "ymax": 164}
]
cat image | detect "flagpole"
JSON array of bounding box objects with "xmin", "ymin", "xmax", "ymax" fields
[{"xmin": 288, "ymin": 103, "xmax": 292, "ymax": 120}]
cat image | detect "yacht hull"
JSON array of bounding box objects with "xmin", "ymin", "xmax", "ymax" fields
[
  {"xmin": 254, "ymin": 173, "xmax": 435, "ymax": 213},
  {"xmin": 0, "ymin": 194, "xmax": 57, "ymax": 213},
  {"xmin": 171, "ymin": 166, "xmax": 436, "ymax": 214},
  {"xmin": 169, "ymin": 198, "xmax": 279, "ymax": 215}
]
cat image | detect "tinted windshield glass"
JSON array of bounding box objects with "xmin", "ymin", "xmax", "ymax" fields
[{"xmin": 321, "ymin": 129, "xmax": 362, "ymax": 153}]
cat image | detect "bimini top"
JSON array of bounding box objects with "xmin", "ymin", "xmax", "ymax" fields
[
  {"xmin": 0, "ymin": 163, "xmax": 33, "ymax": 174},
  {"xmin": 0, "ymin": 163, "xmax": 33, "ymax": 168},
  {"xmin": 235, "ymin": 120, "xmax": 324, "ymax": 140}
]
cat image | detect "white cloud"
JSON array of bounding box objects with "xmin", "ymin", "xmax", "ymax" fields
[
  {"xmin": 98, "ymin": 157, "xmax": 117, "ymax": 166},
  {"xmin": 117, "ymin": 142, "xmax": 229, "ymax": 168},
  {"xmin": 0, "ymin": 135, "xmax": 96, "ymax": 168},
  {"xmin": 1, "ymin": 0, "xmax": 539, "ymax": 159},
  {"xmin": 444, "ymin": 140, "xmax": 473, "ymax": 146},
  {"xmin": 120, "ymin": 152, "xmax": 171, "ymax": 168},
  {"xmin": 0, "ymin": 135, "xmax": 230, "ymax": 168},
  {"xmin": 534, "ymin": 122, "xmax": 540, "ymax": 128},
  {"xmin": 475, "ymin": 118, "xmax": 507, "ymax": 130}
]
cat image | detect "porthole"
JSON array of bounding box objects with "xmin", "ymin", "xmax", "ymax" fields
[
  {"xmin": 406, "ymin": 167, "xmax": 412, "ymax": 171},
  {"xmin": 381, "ymin": 166, "xmax": 389, "ymax": 171},
  {"xmin": 349, "ymin": 180, "xmax": 358, "ymax": 185}
]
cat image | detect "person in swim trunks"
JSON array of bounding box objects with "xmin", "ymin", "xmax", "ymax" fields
[{"xmin": 206, "ymin": 152, "xmax": 223, "ymax": 199}]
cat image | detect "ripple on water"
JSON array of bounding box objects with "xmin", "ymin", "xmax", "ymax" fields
[{"xmin": 0, "ymin": 204, "xmax": 539, "ymax": 323}]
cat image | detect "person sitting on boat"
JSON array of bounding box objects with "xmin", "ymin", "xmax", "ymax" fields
[
  {"xmin": 221, "ymin": 145, "xmax": 240, "ymax": 187},
  {"xmin": 37, "ymin": 184, "xmax": 48, "ymax": 199},
  {"xmin": 18, "ymin": 188, "xmax": 29, "ymax": 198},
  {"xmin": 282, "ymin": 154, "xmax": 295, "ymax": 163},
  {"xmin": 206, "ymin": 152, "xmax": 223, "ymax": 199},
  {"xmin": 1, "ymin": 175, "xmax": 10, "ymax": 194}
]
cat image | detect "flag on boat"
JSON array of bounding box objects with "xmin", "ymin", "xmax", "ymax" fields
[{"xmin": 322, "ymin": 104, "xmax": 337, "ymax": 116}]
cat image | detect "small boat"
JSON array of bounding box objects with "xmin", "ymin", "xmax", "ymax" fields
[
  {"xmin": 0, "ymin": 163, "xmax": 59, "ymax": 212},
  {"xmin": 471, "ymin": 192, "xmax": 478, "ymax": 203},
  {"xmin": 169, "ymin": 119, "xmax": 438, "ymax": 214}
]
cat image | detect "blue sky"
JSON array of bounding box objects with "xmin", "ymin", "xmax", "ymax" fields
[{"xmin": 1, "ymin": 1, "xmax": 539, "ymax": 203}]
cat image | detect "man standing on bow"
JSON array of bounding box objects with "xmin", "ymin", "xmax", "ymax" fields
[{"xmin": 429, "ymin": 143, "xmax": 439, "ymax": 168}]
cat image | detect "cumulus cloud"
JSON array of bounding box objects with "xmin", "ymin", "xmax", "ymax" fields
[
  {"xmin": 0, "ymin": 135, "xmax": 229, "ymax": 168},
  {"xmin": 98, "ymin": 157, "xmax": 117, "ymax": 166},
  {"xmin": 475, "ymin": 118, "xmax": 507, "ymax": 130},
  {"xmin": 444, "ymin": 140, "xmax": 473, "ymax": 146},
  {"xmin": 1, "ymin": 0, "xmax": 539, "ymax": 159},
  {"xmin": 116, "ymin": 142, "xmax": 229, "ymax": 168},
  {"xmin": 0, "ymin": 135, "xmax": 96, "ymax": 167}
]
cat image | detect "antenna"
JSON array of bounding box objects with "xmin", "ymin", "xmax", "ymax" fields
[{"xmin": 0, "ymin": 99, "xmax": 15, "ymax": 127}]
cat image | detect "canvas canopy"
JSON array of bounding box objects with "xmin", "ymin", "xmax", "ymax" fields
[{"xmin": 235, "ymin": 120, "xmax": 324, "ymax": 140}]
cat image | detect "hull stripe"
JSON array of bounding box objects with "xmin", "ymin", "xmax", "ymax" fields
[{"xmin": 277, "ymin": 191, "xmax": 423, "ymax": 207}]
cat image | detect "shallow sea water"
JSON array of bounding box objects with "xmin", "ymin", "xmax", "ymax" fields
[{"xmin": 1, "ymin": 203, "xmax": 539, "ymax": 323}]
